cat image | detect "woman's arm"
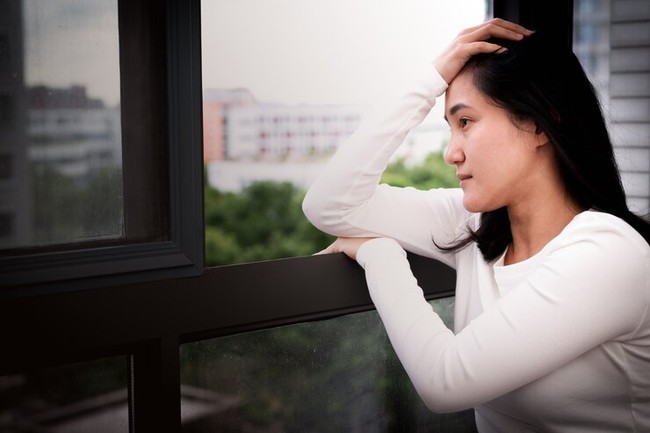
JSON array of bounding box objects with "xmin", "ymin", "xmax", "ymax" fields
[
  {"xmin": 357, "ymin": 218, "xmax": 650, "ymax": 412},
  {"xmin": 303, "ymin": 19, "xmax": 533, "ymax": 260},
  {"xmin": 302, "ymin": 63, "xmax": 466, "ymax": 260}
]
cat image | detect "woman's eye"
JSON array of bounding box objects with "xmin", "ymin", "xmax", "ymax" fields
[{"xmin": 459, "ymin": 118, "xmax": 470, "ymax": 129}]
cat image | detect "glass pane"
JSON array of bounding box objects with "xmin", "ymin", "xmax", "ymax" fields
[
  {"xmin": 574, "ymin": 0, "xmax": 650, "ymax": 215},
  {"xmin": 0, "ymin": 356, "xmax": 129, "ymax": 433},
  {"xmin": 201, "ymin": 0, "xmax": 487, "ymax": 266},
  {"xmin": 180, "ymin": 298, "xmax": 478, "ymax": 432},
  {"xmin": 0, "ymin": 0, "xmax": 123, "ymax": 250},
  {"xmin": 573, "ymin": 0, "xmax": 610, "ymax": 106}
]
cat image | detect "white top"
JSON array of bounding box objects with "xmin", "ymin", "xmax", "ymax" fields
[{"xmin": 302, "ymin": 63, "xmax": 650, "ymax": 432}]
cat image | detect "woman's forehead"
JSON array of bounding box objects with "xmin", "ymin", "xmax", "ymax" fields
[{"xmin": 444, "ymin": 72, "xmax": 486, "ymax": 114}]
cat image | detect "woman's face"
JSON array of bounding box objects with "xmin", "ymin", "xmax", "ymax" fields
[{"xmin": 444, "ymin": 69, "xmax": 546, "ymax": 213}]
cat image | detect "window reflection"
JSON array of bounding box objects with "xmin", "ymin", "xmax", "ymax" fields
[
  {"xmin": 0, "ymin": 356, "xmax": 128, "ymax": 433},
  {"xmin": 573, "ymin": 0, "xmax": 650, "ymax": 215},
  {"xmin": 180, "ymin": 298, "xmax": 478, "ymax": 432},
  {"xmin": 0, "ymin": 0, "xmax": 122, "ymax": 250}
]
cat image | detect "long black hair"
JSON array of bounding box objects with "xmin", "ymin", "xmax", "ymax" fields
[{"xmin": 443, "ymin": 31, "xmax": 650, "ymax": 261}]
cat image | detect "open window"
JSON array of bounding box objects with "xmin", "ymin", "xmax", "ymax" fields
[{"xmin": 2, "ymin": 0, "xmax": 648, "ymax": 431}]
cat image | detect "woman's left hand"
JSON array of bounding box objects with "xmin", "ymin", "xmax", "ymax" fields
[
  {"xmin": 433, "ymin": 18, "xmax": 533, "ymax": 84},
  {"xmin": 317, "ymin": 237, "xmax": 377, "ymax": 261}
]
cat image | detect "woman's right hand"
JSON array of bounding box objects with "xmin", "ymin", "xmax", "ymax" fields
[{"xmin": 433, "ymin": 18, "xmax": 533, "ymax": 84}]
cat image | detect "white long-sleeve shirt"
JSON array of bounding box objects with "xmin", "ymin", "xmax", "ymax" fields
[{"xmin": 302, "ymin": 63, "xmax": 650, "ymax": 432}]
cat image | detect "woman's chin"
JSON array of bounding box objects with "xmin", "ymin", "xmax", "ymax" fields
[{"xmin": 462, "ymin": 196, "xmax": 499, "ymax": 214}]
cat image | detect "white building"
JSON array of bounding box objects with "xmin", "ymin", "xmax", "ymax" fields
[
  {"xmin": 27, "ymin": 86, "xmax": 122, "ymax": 180},
  {"xmin": 224, "ymin": 103, "xmax": 362, "ymax": 161}
]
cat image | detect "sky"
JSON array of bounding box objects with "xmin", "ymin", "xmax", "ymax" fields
[
  {"xmin": 22, "ymin": 0, "xmax": 486, "ymax": 110},
  {"xmin": 24, "ymin": 0, "xmax": 121, "ymax": 106},
  {"xmin": 201, "ymin": 0, "xmax": 487, "ymax": 107}
]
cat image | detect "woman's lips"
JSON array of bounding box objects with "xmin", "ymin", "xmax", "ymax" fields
[{"xmin": 457, "ymin": 174, "xmax": 472, "ymax": 186}]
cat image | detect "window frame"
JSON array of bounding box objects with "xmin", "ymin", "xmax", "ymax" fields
[
  {"xmin": 0, "ymin": 0, "xmax": 204, "ymax": 295},
  {"xmin": 0, "ymin": 1, "xmax": 576, "ymax": 432}
]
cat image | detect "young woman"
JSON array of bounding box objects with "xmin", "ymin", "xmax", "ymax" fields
[{"xmin": 302, "ymin": 19, "xmax": 650, "ymax": 432}]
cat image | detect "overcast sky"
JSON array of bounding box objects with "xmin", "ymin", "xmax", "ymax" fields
[
  {"xmin": 201, "ymin": 0, "xmax": 487, "ymax": 106},
  {"xmin": 24, "ymin": 0, "xmax": 121, "ymax": 105},
  {"xmin": 23, "ymin": 0, "xmax": 486, "ymax": 108}
]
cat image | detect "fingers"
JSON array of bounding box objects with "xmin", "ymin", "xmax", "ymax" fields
[
  {"xmin": 434, "ymin": 18, "xmax": 532, "ymax": 84},
  {"xmin": 314, "ymin": 243, "xmax": 336, "ymax": 255},
  {"xmin": 313, "ymin": 237, "xmax": 376, "ymax": 260},
  {"xmin": 314, "ymin": 238, "xmax": 344, "ymax": 255},
  {"xmin": 459, "ymin": 18, "xmax": 532, "ymax": 40}
]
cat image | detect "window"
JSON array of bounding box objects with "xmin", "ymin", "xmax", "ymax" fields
[
  {"xmin": 0, "ymin": 0, "xmax": 203, "ymax": 291},
  {"xmin": 1, "ymin": 1, "xmax": 606, "ymax": 432}
]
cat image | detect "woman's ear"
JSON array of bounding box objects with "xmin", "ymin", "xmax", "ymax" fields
[{"xmin": 534, "ymin": 123, "xmax": 550, "ymax": 147}]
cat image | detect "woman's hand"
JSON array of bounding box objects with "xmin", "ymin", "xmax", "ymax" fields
[
  {"xmin": 433, "ymin": 18, "xmax": 533, "ymax": 84},
  {"xmin": 317, "ymin": 237, "xmax": 377, "ymax": 261}
]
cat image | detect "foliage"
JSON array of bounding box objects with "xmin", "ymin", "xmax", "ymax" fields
[
  {"xmin": 204, "ymin": 151, "xmax": 456, "ymax": 267},
  {"xmin": 381, "ymin": 151, "xmax": 458, "ymax": 190},
  {"xmin": 204, "ymin": 180, "xmax": 334, "ymax": 266},
  {"xmin": 180, "ymin": 298, "xmax": 476, "ymax": 433}
]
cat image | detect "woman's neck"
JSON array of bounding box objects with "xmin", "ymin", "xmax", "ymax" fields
[{"xmin": 505, "ymin": 188, "xmax": 583, "ymax": 266}]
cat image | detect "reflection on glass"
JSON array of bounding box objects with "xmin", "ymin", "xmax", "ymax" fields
[
  {"xmin": 573, "ymin": 0, "xmax": 610, "ymax": 106},
  {"xmin": 0, "ymin": 0, "xmax": 122, "ymax": 250},
  {"xmin": 201, "ymin": 0, "xmax": 485, "ymax": 266},
  {"xmin": 180, "ymin": 298, "xmax": 478, "ymax": 432},
  {"xmin": 0, "ymin": 356, "xmax": 128, "ymax": 433}
]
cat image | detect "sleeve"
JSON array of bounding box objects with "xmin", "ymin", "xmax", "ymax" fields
[
  {"xmin": 356, "ymin": 220, "xmax": 650, "ymax": 413},
  {"xmin": 302, "ymin": 63, "xmax": 467, "ymax": 266}
]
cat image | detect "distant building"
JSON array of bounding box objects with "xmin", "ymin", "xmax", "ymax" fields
[
  {"xmin": 202, "ymin": 88, "xmax": 454, "ymax": 192},
  {"xmin": 27, "ymin": 85, "xmax": 122, "ymax": 179},
  {"xmin": 203, "ymin": 88, "xmax": 255, "ymax": 163},
  {"xmin": 225, "ymin": 103, "xmax": 362, "ymax": 161},
  {"xmin": 203, "ymin": 89, "xmax": 365, "ymax": 192},
  {"xmin": 202, "ymin": 89, "xmax": 363, "ymax": 162}
]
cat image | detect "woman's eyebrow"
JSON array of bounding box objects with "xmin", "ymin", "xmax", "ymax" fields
[{"xmin": 443, "ymin": 102, "xmax": 470, "ymax": 122}]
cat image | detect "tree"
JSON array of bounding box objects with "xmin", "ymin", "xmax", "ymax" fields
[
  {"xmin": 204, "ymin": 180, "xmax": 333, "ymax": 266},
  {"xmin": 381, "ymin": 151, "xmax": 458, "ymax": 190}
]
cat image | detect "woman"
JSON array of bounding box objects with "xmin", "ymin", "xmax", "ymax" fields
[{"xmin": 302, "ymin": 19, "xmax": 650, "ymax": 432}]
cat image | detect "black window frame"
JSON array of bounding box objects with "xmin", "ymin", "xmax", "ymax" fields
[
  {"xmin": 0, "ymin": 0, "xmax": 204, "ymax": 295},
  {"xmin": 0, "ymin": 1, "xmax": 575, "ymax": 432}
]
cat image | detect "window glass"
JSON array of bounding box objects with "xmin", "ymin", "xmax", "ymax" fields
[
  {"xmin": 0, "ymin": 356, "xmax": 128, "ymax": 432},
  {"xmin": 573, "ymin": 0, "xmax": 650, "ymax": 215},
  {"xmin": 0, "ymin": 0, "xmax": 123, "ymax": 250},
  {"xmin": 201, "ymin": 0, "xmax": 487, "ymax": 266},
  {"xmin": 180, "ymin": 298, "xmax": 477, "ymax": 432},
  {"xmin": 573, "ymin": 0, "xmax": 610, "ymax": 106}
]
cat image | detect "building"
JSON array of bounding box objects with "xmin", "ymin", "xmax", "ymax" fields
[
  {"xmin": 203, "ymin": 89, "xmax": 365, "ymax": 192},
  {"xmin": 224, "ymin": 102, "xmax": 362, "ymax": 161},
  {"xmin": 27, "ymin": 85, "xmax": 122, "ymax": 180},
  {"xmin": 203, "ymin": 88, "xmax": 255, "ymax": 163}
]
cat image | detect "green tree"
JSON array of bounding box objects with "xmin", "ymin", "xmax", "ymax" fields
[
  {"xmin": 204, "ymin": 180, "xmax": 333, "ymax": 266},
  {"xmin": 203, "ymin": 151, "xmax": 456, "ymax": 267},
  {"xmin": 381, "ymin": 151, "xmax": 458, "ymax": 190}
]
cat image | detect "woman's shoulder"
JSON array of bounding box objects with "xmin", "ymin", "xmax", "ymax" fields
[
  {"xmin": 556, "ymin": 210, "xmax": 650, "ymax": 264},
  {"xmin": 571, "ymin": 210, "xmax": 647, "ymax": 245}
]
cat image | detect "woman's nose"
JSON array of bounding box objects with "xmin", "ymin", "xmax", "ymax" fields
[{"xmin": 444, "ymin": 136, "xmax": 465, "ymax": 165}]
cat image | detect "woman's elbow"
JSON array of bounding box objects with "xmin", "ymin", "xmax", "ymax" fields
[
  {"xmin": 421, "ymin": 393, "xmax": 473, "ymax": 414},
  {"xmin": 416, "ymin": 380, "xmax": 476, "ymax": 414},
  {"xmin": 301, "ymin": 188, "xmax": 338, "ymax": 234},
  {"xmin": 417, "ymin": 393, "xmax": 474, "ymax": 415}
]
